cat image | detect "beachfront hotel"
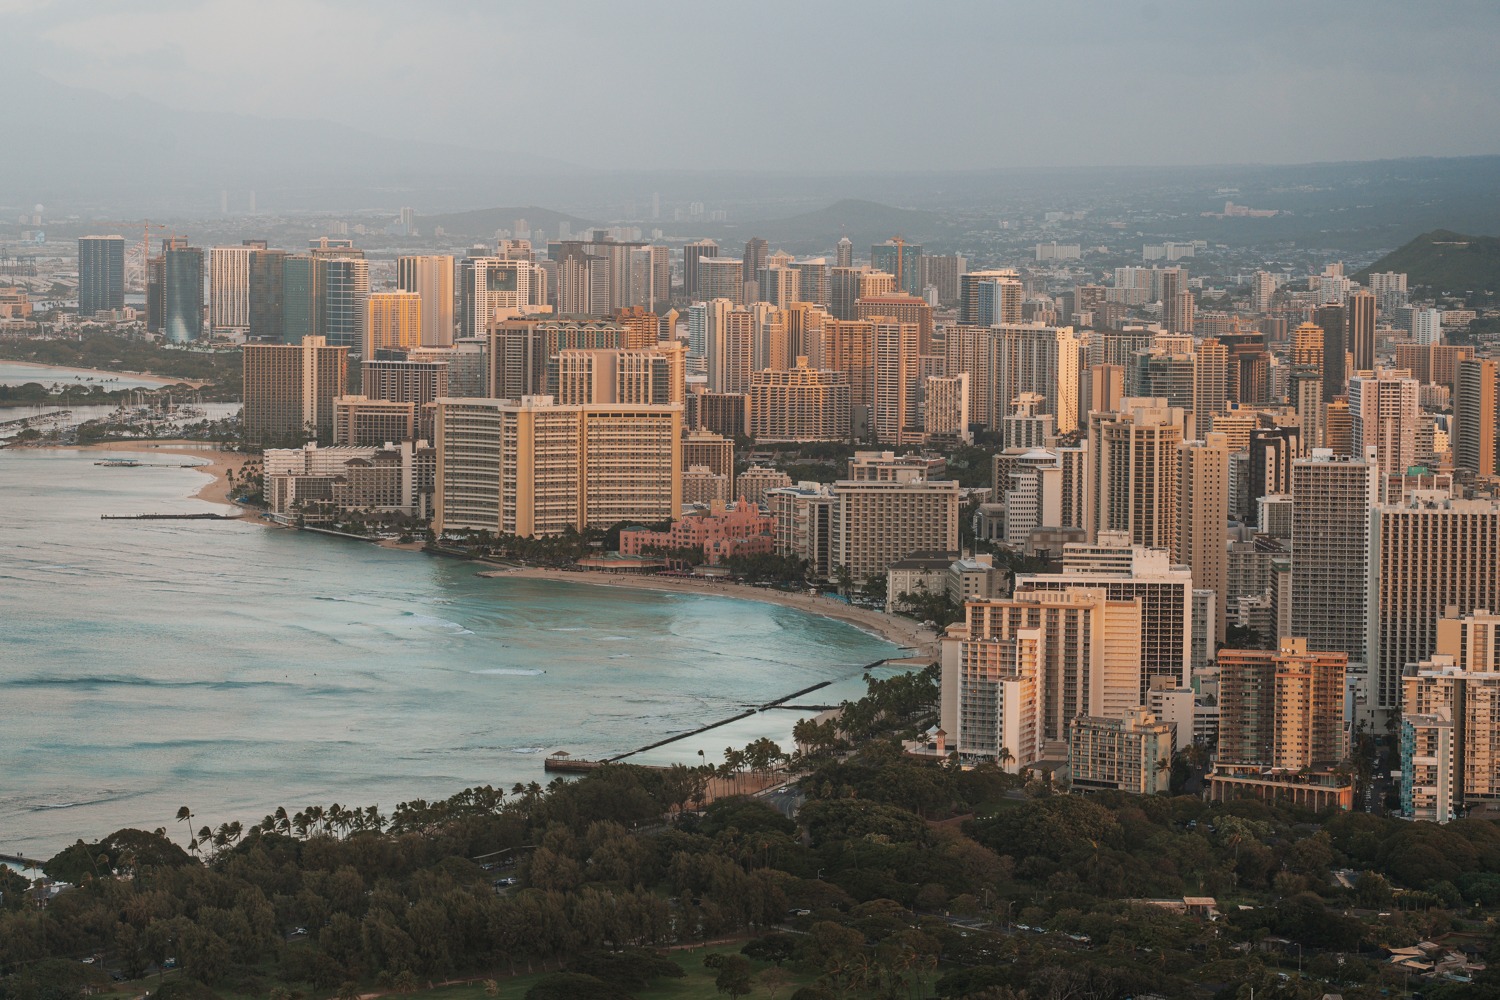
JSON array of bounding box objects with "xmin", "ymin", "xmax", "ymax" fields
[
  {"xmin": 434, "ymin": 395, "xmax": 682, "ymax": 537},
  {"xmin": 242, "ymin": 336, "xmax": 349, "ymax": 445}
]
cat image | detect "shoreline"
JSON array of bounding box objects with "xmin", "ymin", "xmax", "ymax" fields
[
  {"xmin": 45, "ymin": 439, "xmax": 271, "ymax": 524},
  {"xmin": 0, "ymin": 359, "xmax": 206, "ymax": 388},
  {"xmin": 483, "ymin": 565, "xmax": 939, "ymax": 659},
  {"xmin": 41, "ymin": 439, "xmax": 937, "ymax": 653}
]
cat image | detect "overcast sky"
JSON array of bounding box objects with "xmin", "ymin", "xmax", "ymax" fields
[{"xmin": 6, "ymin": 0, "xmax": 1499, "ymax": 172}]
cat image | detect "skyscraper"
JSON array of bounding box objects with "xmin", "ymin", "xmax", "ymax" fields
[
  {"xmin": 242, "ymin": 335, "xmax": 349, "ymax": 444},
  {"xmin": 696, "ymin": 256, "xmax": 744, "ymax": 305},
  {"xmin": 248, "ymin": 247, "xmax": 287, "ymax": 343},
  {"xmin": 960, "ymin": 270, "xmax": 1023, "ymax": 326},
  {"xmin": 363, "ymin": 291, "xmax": 422, "ymax": 358},
  {"xmin": 1086, "ymin": 398, "xmax": 1187, "ymax": 550},
  {"xmin": 1348, "ymin": 367, "xmax": 1420, "ymax": 482},
  {"xmin": 1314, "ymin": 303, "xmax": 1346, "ymax": 402},
  {"xmin": 683, "ymin": 239, "xmax": 718, "ymax": 301},
  {"xmin": 162, "ymin": 245, "xmax": 204, "ymax": 344},
  {"xmin": 1177, "ymin": 433, "xmax": 1231, "ymax": 645},
  {"xmin": 1290, "ymin": 447, "xmax": 1379, "ymax": 664},
  {"xmin": 209, "ymin": 245, "xmax": 253, "ymax": 335},
  {"xmin": 281, "ymin": 255, "xmax": 319, "ymax": 344},
  {"xmin": 870, "ymin": 240, "xmax": 924, "ymax": 296},
  {"xmin": 741, "ymin": 237, "xmax": 768, "ymax": 287},
  {"xmin": 78, "ymin": 235, "xmax": 125, "ymax": 316},
  {"xmin": 1348, "ymin": 289, "xmax": 1376, "ymax": 373},
  {"xmin": 1454, "ymin": 359, "xmax": 1500, "ymax": 477},
  {"xmin": 320, "ymin": 256, "xmax": 370, "ymax": 352},
  {"xmin": 1402, "ymin": 609, "xmax": 1500, "ymax": 822},
  {"xmin": 872, "ymin": 319, "xmax": 920, "ymax": 444},
  {"xmin": 1370, "ymin": 493, "xmax": 1500, "ymax": 712},
  {"xmin": 397, "ymin": 255, "xmax": 455, "ymax": 347},
  {"xmin": 835, "ymin": 237, "xmax": 853, "ymax": 269},
  {"xmin": 830, "ymin": 478, "xmax": 960, "ymax": 582},
  {"xmin": 991, "ymin": 323, "xmax": 1082, "ymax": 433}
]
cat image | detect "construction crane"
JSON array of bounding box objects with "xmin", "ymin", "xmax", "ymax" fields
[{"xmin": 131, "ymin": 220, "xmax": 167, "ymax": 291}]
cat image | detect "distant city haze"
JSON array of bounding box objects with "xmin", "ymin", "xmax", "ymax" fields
[{"xmin": 5, "ymin": 0, "xmax": 1499, "ymax": 174}]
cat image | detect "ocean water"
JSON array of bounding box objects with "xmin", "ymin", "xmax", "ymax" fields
[{"xmin": 0, "ymin": 449, "xmax": 898, "ymax": 858}]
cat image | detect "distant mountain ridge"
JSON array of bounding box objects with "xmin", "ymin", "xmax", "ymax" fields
[
  {"xmin": 1355, "ymin": 229, "xmax": 1500, "ymax": 292},
  {"xmin": 743, "ymin": 198, "xmax": 946, "ymax": 254}
]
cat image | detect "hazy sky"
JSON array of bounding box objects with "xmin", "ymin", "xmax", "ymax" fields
[{"xmin": 7, "ymin": 0, "xmax": 1500, "ymax": 171}]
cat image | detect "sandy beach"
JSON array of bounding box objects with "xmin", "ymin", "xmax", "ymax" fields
[
  {"xmin": 485, "ymin": 565, "xmax": 940, "ymax": 658},
  {"xmin": 1, "ymin": 359, "xmax": 207, "ymax": 388},
  {"xmin": 58, "ymin": 439, "xmax": 269, "ymax": 521},
  {"xmin": 39, "ymin": 438, "xmax": 940, "ymax": 655}
]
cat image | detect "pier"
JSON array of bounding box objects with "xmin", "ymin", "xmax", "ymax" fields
[
  {"xmin": 545, "ymin": 657, "xmax": 898, "ymax": 772},
  {"xmin": 94, "ymin": 459, "xmax": 198, "ymax": 468},
  {"xmin": 101, "ymin": 512, "xmax": 241, "ymax": 520},
  {"xmin": 0, "ymin": 852, "xmax": 45, "ymax": 869}
]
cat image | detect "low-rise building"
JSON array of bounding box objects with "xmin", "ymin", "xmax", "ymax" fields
[
  {"xmin": 1068, "ymin": 708, "xmax": 1175, "ymax": 795},
  {"xmin": 618, "ymin": 498, "xmax": 775, "ymax": 566}
]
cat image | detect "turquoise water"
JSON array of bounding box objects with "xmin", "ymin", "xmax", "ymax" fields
[{"xmin": 0, "ymin": 449, "xmax": 897, "ymax": 858}]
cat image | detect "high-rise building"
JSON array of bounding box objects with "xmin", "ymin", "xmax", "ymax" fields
[
  {"xmin": 487, "ymin": 316, "xmax": 626, "ymax": 399},
  {"xmin": 1216, "ymin": 638, "xmax": 1346, "ymax": 770},
  {"xmin": 696, "ymin": 256, "xmax": 744, "ymax": 305},
  {"xmin": 872, "ymin": 319, "xmax": 921, "ymax": 444},
  {"xmin": 397, "ymin": 255, "xmax": 455, "ymax": 347},
  {"xmin": 434, "ymin": 396, "xmax": 682, "ymax": 537},
  {"xmin": 1290, "ymin": 448, "xmax": 1379, "ymax": 664},
  {"xmin": 248, "ymin": 247, "xmax": 286, "ymax": 343},
  {"xmin": 960, "ymin": 269, "xmax": 1022, "ymax": 326},
  {"xmin": 870, "ymin": 240, "xmax": 924, "ymax": 296},
  {"xmin": 831, "ymin": 478, "xmax": 960, "ymax": 582},
  {"xmin": 362, "ymin": 357, "xmax": 448, "ymax": 440},
  {"xmin": 242, "ymin": 336, "xmax": 349, "ymax": 445},
  {"xmin": 823, "ymin": 318, "xmax": 877, "ymax": 419},
  {"xmin": 1411, "ymin": 307, "xmax": 1443, "ymax": 346},
  {"xmin": 1314, "ymin": 303, "xmax": 1346, "ymax": 402},
  {"xmin": 1086, "ymin": 398, "xmax": 1187, "ymax": 550},
  {"xmin": 923, "ymin": 373, "xmax": 970, "ymax": 443},
  {"xmin": 992, "ymin": 324, "xmax": 1082, "ymax": 433},
  {"xmin": 78, "ymin": 235, "xmax": 125, "ymax": 316},
  {"xmin": 1402, "ymin": 609, "xmax": 1500, "ymax": 822},
  {"xmin": 333, "ymin": 396, "xmax": 416, "ymax": 447},
  {"xmin": 749, "ymin": 361, "xmax": 851, "ymax": 441},
  {"xmin": 1020, "ymin": 533, "xmax": 1194, "ymax": 701},
  {"xmin": 682, "ymin": 428, "xmax": 734, "ymax": 481},
  {"xmin": 835, "ymin": 237, "xmax": 853, "ymax": 269},
  {"xmin": 1454, "ymin": 359, "xmax": 1500, "ymax": 478},
  {"xmin": 555, "ymin": 344, "xmax": 686, "ymax": 406},
  {"xmin": 943, "ymin": 586, "xmax": 1143, "ymax": 756},
  {"xmin": 459, "ymin": 256, "xmax": 541, "ymax": 339},
  {"xmin": 1194, "ymin": 338, "xmax": 1230, "ymax": 439},
  {"xmin": 1370, "ymin": 493, "xmax": 1500, "ymax": 713},
  {"xmin": 943, "ymin": 325, "xmax": 994, "ymax": 432},
  {"xmin": 1348, "ymin": 367, "xmax": 1420, "ymax": 482},
  {"xmin": 683, "ymin": 240, "xmax": 719, "ymax": 301},
  {"xmin": 1348, "ymin": 290, "xmax": 1376, "ymax": 373},
  {"xmin": 1177, "ymin": 433, "xmax": 1231, "ymax": 645},
  {"xmin": 741, "ymin": 237, "xmax": 768, "ymax": 286},
  {"xmin": 320, "ymin": 256, "xmax": 370, "ymax": 352},
  {"xmin": 363, "ymin": 291, "xmax": 422, "ymax": 358},
  {"xmin": 280, "ymin": 254, "xmax": 319, "ymax": 345},
  {"xmin": 209, "ymin": 245, "xmax": 253, "ymax": 335},
  {"xmin": 162, "ymin": 245, "xmax": 204, "ymax": 344}
]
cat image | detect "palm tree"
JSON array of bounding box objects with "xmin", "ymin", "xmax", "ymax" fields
[
  {"xmin": 174, "ymin": 806, "xmax": 197, "ymax": 856},
  {"xmin": 999, "ymin": 747, "xmax": 1015, "ymax": 773}
]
